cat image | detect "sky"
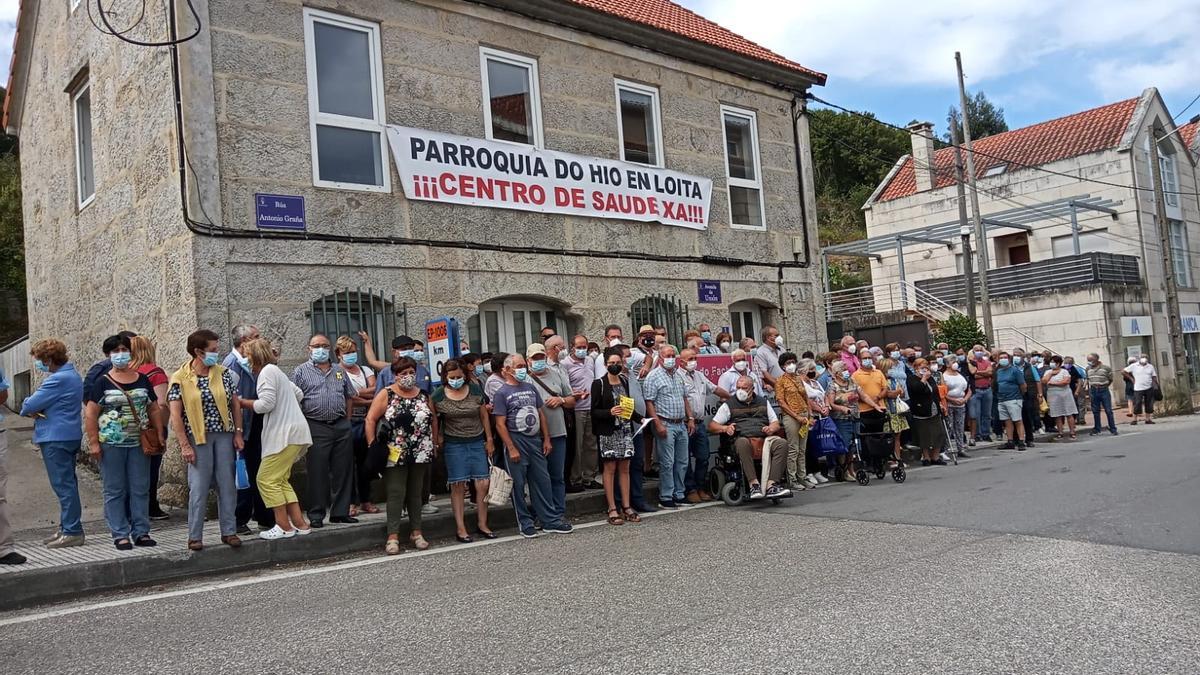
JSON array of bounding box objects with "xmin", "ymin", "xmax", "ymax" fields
[
  {"xmin": 681, "ymin": 0, "xmax": 1200, "ymax": 135},
  {"xmin": 0, "ymin": 1, "xmax": 1197, "ymax": 133}
]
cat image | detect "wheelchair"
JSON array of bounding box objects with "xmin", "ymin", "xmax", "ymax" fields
[{"xmin": 706, "ymin": 432, "xmax": 794, "ymax": 506}]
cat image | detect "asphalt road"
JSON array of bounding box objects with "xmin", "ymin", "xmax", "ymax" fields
[{"xmin": 2, "ymin": 416, "xmax": 1198, "ymax": 674}]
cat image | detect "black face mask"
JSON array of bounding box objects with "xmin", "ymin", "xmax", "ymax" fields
[
  {"xmin": 607, "ymin": 364, "xmax": 622, "ymax": 375},
  {"xmin": 906, "ymin": 355, "xmax": 917, "ymax": 364},
  {"xmin": 640, "ymin": 336, "xmax": 655, "ymax": 349},
  {"xmin": 806, "ymin": 372, "xmax": 816, "ymax": 379}
]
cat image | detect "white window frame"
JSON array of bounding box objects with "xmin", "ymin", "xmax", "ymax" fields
[
  {"xmin": 719, "ymin": 105, "xmax": 766, "ymax": 231},
  {"xmin": 479, "ymin": 47, "xmax": 544, "ymax": 148},
  {"xmin": 1160, "ymin": 154, "xmax": 1181, "ymax": 212},
  {"xmin": 72, "ymin": 81, "xmax": 95, "ymax": 211},
  {"xmin": 302, "ymin": 8, "xmax": 391, "ymax": 193},
  {"xmin": 729, "ymin": 301, "xmax": 764, "ymax": 343},
  {"xmin": 1169, "ymin": 219, "xmax": 1193, "ymax": 288},
  {"xmin": 613, "ymin": 79, "xmax": 664, "ymax": 168}
]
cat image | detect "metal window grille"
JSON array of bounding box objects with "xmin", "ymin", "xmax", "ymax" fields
[
  {"xmin": 307, "ymin": 288, "xmax": 407, "ymax": 356},
  {"xmin": 629, "ymin": 294, "xmax": 690, "ymax": 346}
]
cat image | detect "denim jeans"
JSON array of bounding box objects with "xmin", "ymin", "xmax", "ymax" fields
[
  {"xmin": 187, "ymin": 432, "xmax": 237, "ymax": 541},
  {"xmin": 1091, "ymin": 388, "xmax": 1117, "ymax": 432},
  {"xmin": 99, "ymin": 443, "xmax": 151, "ymax": 540},
  {"xmin": 656, "ymin": 421, "xmax": 690, "ymax": 501},
  {"xmin": 40, "ymin": 441, "xmax": 84, "ymax": 536},
  {"xmin": 546, "ymin": 436, "xmax": 568, "ymax": 521},
  {"xmin": 683, "ymin": 428, "xmax": 711, "ymax": 493},
  {"xmin": 506, "ymin": 436, "xmax": 563, "ymax": 533},
  {"xmin": 969, "ymin": 387, "xmax": 993, "ymax": 439}
]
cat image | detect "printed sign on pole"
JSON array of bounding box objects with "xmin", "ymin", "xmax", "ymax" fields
[{"xmin": 424, "ymin": 317, "xmax": 460, "ymax": 386}]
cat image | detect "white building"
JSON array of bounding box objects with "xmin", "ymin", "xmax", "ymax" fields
[{"xmin": 829, "ymin": 88, "xmax": 1200, "ymax": 389}]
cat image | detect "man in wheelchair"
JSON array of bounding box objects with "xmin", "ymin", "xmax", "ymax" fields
[{"xmin": 707, "ymin": 376, "xmax": 792, "ymax": 500}]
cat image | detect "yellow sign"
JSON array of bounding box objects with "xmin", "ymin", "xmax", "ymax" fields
[{"xmin": 618, "ymin": 396, "xmax": 635, "ymax": 420}]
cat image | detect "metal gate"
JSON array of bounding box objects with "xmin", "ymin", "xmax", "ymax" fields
[
  {"xmin": 307, "ymin": 288, "xmax": 408, "ymax": 357},
  {"xmin": 629, "ymin": 294, "xmax": 690, "ymax": 346}
]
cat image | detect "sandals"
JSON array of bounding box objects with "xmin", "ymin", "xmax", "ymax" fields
[
  {"xmin": 360, "ymin": 502, "xmax": 381, "ymax": 515},
  {"xmin": 114, "ymin": 538, "xmax": 133, "ymax": 551},
  {"xmin": 349, "ymin": 504, "xmax": 360, "ymax": 518},
  {"xmin": 607, "ymin": 509, "xmax": 624, "ymax": 526},
  {"xmin": 385, "ymin": 538, "xmax": 401, "ymax": 555},
  {"xmin": 622, "ymin": 508, "xmax": 642, "ymax": 524},
  {"xmin": 410, "ymin": 534, "xmax": 430, "ymax": 551}
]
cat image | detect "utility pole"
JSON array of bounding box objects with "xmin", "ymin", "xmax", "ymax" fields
[
  {"xmin": 1147, "ymin": 127, "xmax": 1192, "ymax": 405},
  {"xmin": 956, "ymin": 52, "xmax": 993, "ymax": 345},
  {"xmin": 951, "ymin": 125, "xmax": 977, "ymax": 323}
]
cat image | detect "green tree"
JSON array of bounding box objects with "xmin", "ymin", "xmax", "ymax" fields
[
  {"xmin": 0, "ymin": 84, "xmax": 25, "ymax": 343},
  {"xmin": 946, "ymin": 91, "xmax": 1009, "ymax": 143},
  {"xmin": 932, "ymin": 312, "xmax": 987, "ymax": 350}
]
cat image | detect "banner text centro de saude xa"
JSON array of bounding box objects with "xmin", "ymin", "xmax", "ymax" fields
[{"xmin": 387, "ymin": 126, "xmax": 713, "ymax": 230}]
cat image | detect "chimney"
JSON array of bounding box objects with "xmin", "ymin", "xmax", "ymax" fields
[{"xmin": 907, "ymin": 121, "xmax": 936, "ymax": 192}]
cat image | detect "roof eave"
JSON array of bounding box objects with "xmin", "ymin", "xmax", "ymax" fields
[
  {"xmin": 3, "ymin": 0, "xmax": 40, "ymax": 135},
  {"xmin": 465, "ymin": 0, "xmax": 826, "ymax": 91},
  {"xmin": 863, "ymin": 155, "xmax": 909, "ymax": 209}
]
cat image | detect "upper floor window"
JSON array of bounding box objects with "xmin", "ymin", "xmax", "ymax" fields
[
  {"xmin": 72, "ymin": 81, "xmax": 95, "ymax": 209},
  {"xmin": 1169, "ymin": 219, "xmax": 1193, "ymax": 287},
  {"xmin": 720, "ymin": 105, "xmax": 764, "ymax": 230},
  {"xmin": 1160, "ymin": 154, "xmax": 1180, "ymax": 209},
  {"xmin": 480, "ymin": 48, "xmax": 543, "ymax": 147},
  {"xmin": 302, "ymin": 8, "xmax": 390, "ymax": 192},
  {"xmin": 615, "ymin": 80, "xmax": 663, "ymax": 167}
]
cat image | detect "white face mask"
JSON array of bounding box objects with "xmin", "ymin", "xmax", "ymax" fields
[
  {"xmin": 1138, "ymin": 357, "xmax": 1148, "ymax": 365},
  {"xmin": 735, "ymin": 389, "xmax": 751, "ymax": 402},
  {"xmin": 774, "ymin": 336, "xmax": 784, "ymax": 348},
  {"xmin": 609, "ymin": 337, "xmax": 621, "ymax": 347},
  {"xmin": 719, "ymin": 341, "xmax": 731, "ymax": 351},
  {"xmin": 733, "ymin": 360, "xmax": 747, "ymax": 372},
  {"xmin": 784, "ymin": 363, "xmax": 797, "ymax": 374},
  {"xmin": 684, "ymin": 360, "xmax": 697, "ymax": 372}
]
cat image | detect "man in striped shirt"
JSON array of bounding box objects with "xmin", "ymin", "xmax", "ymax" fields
[{"xmin": 642, "ymin": 345, "xmax": 696, "ymax": 509}]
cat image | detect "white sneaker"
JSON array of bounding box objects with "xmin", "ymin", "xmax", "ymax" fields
[
  {"xmin": 814, "ymin": 473, "xmax": 829, "ymax": 484},
  {"xmin": 803, "ymin": 475, "xmax": 820, "ymax": 489},
  {"xmin": 421, "ymin": 503, "xmax": 439, "ymax": 515},
  {"xmin": 939, "ymin": 452, "xmax": 951, "ymax": 462},
  {"xmin": 258, "ymin": 525, "xmax": 295, "ymax": 541}
]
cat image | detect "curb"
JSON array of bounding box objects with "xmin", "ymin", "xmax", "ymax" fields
[{"xmin": 0, "ymin": 489, "xmax": 616, "ymax": 612}]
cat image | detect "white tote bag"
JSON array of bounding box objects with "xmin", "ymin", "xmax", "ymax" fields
[{"xmin": 486, "ymin": 463, "xmax": 513, "ymax": 506}]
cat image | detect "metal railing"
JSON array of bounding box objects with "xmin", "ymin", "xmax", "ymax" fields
[
  {"xmin": 994, "ymin": 326, "xmax": 1055, "ymax": 355},
  {"xmin": 307, "ymin": 289, "xmax": 408, "ymax": 357},
  {"xmin": 824, "ymin": 282, "xmax": 959, "ymax": 323},
  {"xmin": 914, "ymin": 252, "xmax": 1141, "ymax": 306},
  {"xmin": 629, "ymin": 294, "xmax": 691, "ymax": 346}
]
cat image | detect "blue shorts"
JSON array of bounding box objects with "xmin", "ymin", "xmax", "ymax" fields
[{"xmin": 444, "ymin": 438, "xmax": 489, "ymax": 483}]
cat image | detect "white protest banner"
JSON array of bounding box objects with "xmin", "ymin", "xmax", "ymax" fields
[{"xmin": 386, "ymin": 125, "xmax": 712, "ymax": 230}]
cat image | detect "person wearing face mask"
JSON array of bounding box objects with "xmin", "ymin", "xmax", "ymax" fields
[
  {"xmin": 853, "ymin": 349, "xmax": 904, "ymax": 467},
  {"xmin": 335, "ymin": 335, "xmax": 378, "ymax": 519},
  {"xmin": 826, "ymin": 360, "xmax": 880, "ymax": 484},
  {"xmin": 966, "ymin": 345, "xmax": 994, "ymax": 445},
  {"xmin": 697, "ymin": 323, "xmax": 722, "ymax": 355},
  {"xmin": 993, "ymin": 351, "xmax": 1028, "ymax": 451},
  {"xmin": 941, "ymin": 358, "xmax": 972, "ymax": 458},
  {"xmin": 223, "ymin": 325, "xmax": 272, "ymax": 534},
  {"xmin": 460, "ymin": 353, "xmax": 484, "ymax": 387},
  {"xmin": 709, "ymin": 376, "xmax": 792, "ymax": 500},
  {"xmin": 591, "ymin": 346, "xmax": 642, "ymax": 525},
  {"xmin": 484, "ymin": 352, "xmax": 509, "ymax": 401},
  {"xmin": 1009, "ymin": 349, "xmax": 1041, "ymax": 448},
  {"xmin": 525, "ymin": 342, "xmax": 575, "ymax": 520},
  {"xmin": 360, "ymin": 334, "xmax": 432, "ymax": 396},
  {"xmin": 562, "ymin": 335, "xmax": 601, "ymax": 491},
  {"xmin": 492, "ymin": 354, "xmax": 571, "ymax": 538},
  {"xmin": 603, "ymin": 324, "xmax": 625, "ymax": 350},
  {"xmin": 774, "ymin": 353, "xmax": 811, "ymax": 490},
  {"xmin": 1064, "ymin": 356, "xmax": 1088, "ymax": 427},
  {"xmin": 715, "ymin": 331, "xmax": 734, "ymax": 354},
  {"xmin": 20, "ymin": 339, "xmax": 85, "ymax": 549},
  {"xmin": 1041, "ymin": 356, "xmax": 1079, "ymax": 440},
  {"xmin": 718, "ymin": 349, "xmax": 764, "ymax": 398},
  {"xmin": 431, "ymin": 359, "xmax": 494, "ymax": 543},
  {"xmin": 837, "ymin": 335, "xmax": 861, "ymax": 375},
  {"xmin": 83, "ymin": 330, "xmax": 139, "ymax": 403},
  {"xmin": 1121, "ymin": 356, "xmax": 1137, "ymax": 420},
  {"xmin": 642, "ymin": 345, "xmax": 697, "ymax": 508},
  {"xmin": 679, "ymin": 348, "xmax": 728, "ymax": 502},
  {"xmin": 906, "ymin": 359, "xmax": 948, "ymax": 466},
  {"xmin": 366, "ymin": 357, "xmax": 439, "ymax": 554},
  {"xmin": 291, "ymin": 332, "xmax": 358, "ymax": 531},
  {"xmin": 753, "ymin": 326, "xmax": 785, "ymax": 394},
  {"xmin": 129, "ymin": 335, "xmax": 171, "ymax": 522},
  {"xmin": 1084, "ymin": 354, "xmax": 1118, "ymax": 436},
  {"xmin": 166, "ymin": 330, "xmax": 242, "ymax": 550}
]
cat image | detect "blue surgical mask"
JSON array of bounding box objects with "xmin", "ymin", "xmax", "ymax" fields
[
  {"xmin": 625, "ymin": 357, "xmax": 638, "ymax": 370},
  {"xmin": 399, "ymin": 350, "xmax": 415, "ymax": 359},
  {"xmin": 1013, "ymin": 355, "xmax": 1023, "ymax": 365},
  {"xmin": 999, "ymin": 358, "xmax": 1010, "ymax": 367},
  {"xmin": 663, "ymin": 357, "xmax": 677, "ymax": 370},
  {"xmin": 311, "ymin": 348, "xmax": 330, "ymax": 364},
  {"xmin": 204, "ymin": 352, "xmax": 220, "ymax": 367},
  {"xmin": 840, "ymin": 370, "xmax": 849, "ymax": 380},
  {"xmin": 514, "ymin": 368, "xmax": 528, "ymax": 382},
  {"xmin": 34, "ymin": 359, "xmax": 50, "ymax": 373},
  {"xmin": 957, "ymin": 355, "xmax": 966, "ymax": 362},
  {"xmin": 815, "ymin": 364, "xmax": 826, "ymax": 375},
  {"xmin": 447, "ymin": 377, "xmax": 465, "ymax": 389},
  {"xmin": 238, "ymin": 356, "xmax": 251, "ymax": 371},
  {"xmin": 937, "ymin": 357, "xmax": 945, "ymax": 365},
  {"xmin": 342, "ymin": 352, "xmax": 358, "ymax": 366},
  {"xmin": 862, "ymin": 358, "xmax": 874, "ymax": 368},
  {"xmin": 413, "ymin": 350, "xmax": 426, "ymax": 364},
  {"xmin": 574, "ymin": 348, "xmax": 588, "ymax": 359},
  {"xmin": 474, "ymin": 364, "xmax": 485, "ymax": 377},
  {"xmin": 889, "ymin": 351, "xmax": 901, "ymax": 359},
  {"xmin": 701, "ymin": 331, "xmax": 712, "ymax": 343},
  {"xmin": 530, "ymin": 360, "xmax": 547, "ymax": 373},
  {"xmin": 111, "ymin": 352, "xmax": 132, "ymax": 368}
]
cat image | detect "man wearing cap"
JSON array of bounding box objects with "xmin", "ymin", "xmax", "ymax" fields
[{"xmin": 527, "ymin": 340, "xmax": 575, "ymax": 521}]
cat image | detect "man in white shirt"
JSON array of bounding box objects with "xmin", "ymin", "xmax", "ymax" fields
[
  {"xmin": 1122, "ymin": 356, "xmax": 1159, "ymax": 425},
  {"xmin": 753, "ymin": 325, "xmax": 784, "ymax": 394},
  {"xmin": 708, "ymin": 376, "xmax": 791, "ymax": 501},
  {"xmin": 718, "ymin": 349, "xmax": 764, "ymax": 398},
  {"xmin": 678, "ymin": 348, "xmax": 729, "ymax": 503}
]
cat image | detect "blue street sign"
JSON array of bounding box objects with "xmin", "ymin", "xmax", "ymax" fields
[
  {"xmin": 698, "ymin": 280, "xmax": 722, "ymax": 304},
  {"xmin": 255, "ymin": 193, "xmax": 306, "ymax": 230}
]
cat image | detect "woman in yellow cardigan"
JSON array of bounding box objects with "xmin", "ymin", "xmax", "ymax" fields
[{"xmin": 168, "ymin": 329, "xmax": 244, "ymax": 551}]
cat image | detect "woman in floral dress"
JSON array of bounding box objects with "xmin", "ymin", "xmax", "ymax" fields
[{"xmin": 366, "ymin": 356, "xmax": 438, "ymax": 555}]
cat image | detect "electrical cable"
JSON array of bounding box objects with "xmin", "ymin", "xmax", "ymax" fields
[
  {"xmin": 809, "ymin": 94, "xmax": 1199, "ymax": 199},
  {"xmin": 95, "ymin": 0, "xmax": 201, "ymax": 47},
  {"xmin": 1173, "ymin": 92, "xmax": 1200, "ymax": 122},
  {"xmin": 87, "ymin": 0, "xmax": 147, "ymax": 37}
]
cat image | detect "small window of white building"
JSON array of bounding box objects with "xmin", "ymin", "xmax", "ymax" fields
[
  {"xmin": 480, "ymin": 48, "xmax": 543, "ymax": 147},
  {"xmin": 302, "ymin": 8, "xmax": 390, "ymax": 192},
  {"xmin": 1169, "ymin": 219, "xmax": 1193, "ymax": 287},
  {"xmin": 72, "ymin": 81, "xmax": 95, "ymax": 209},
  {"xmin": 614, "ymin": 80, "xmax": 663, "ymax": 167},
  {"xmin": 721, "ymin": 106, "xmax": 765, "ymax": 230},
  {"xmin": 1050, "ymin": 229, "xmax": 1109, "ymax": 258},
  {"xmin": 982, "ymin": 164, "xmax": 1007, "ymax": 177},
  {"xmin": 1160, "ymin": 154, "xmax": 1180, "ymax": 209}
]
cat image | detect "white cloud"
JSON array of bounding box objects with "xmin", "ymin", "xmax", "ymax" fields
[
  {"xmin": 0, "ymin": 0, "xmax": 18, "ymax": 86},
  {"xmin": 1090, "ymin": 45, "xmax": 1200, "ymax": 102},
  {"xmin": 685, "ymin": 0, "xmax": 1200, "ymax": 95}
]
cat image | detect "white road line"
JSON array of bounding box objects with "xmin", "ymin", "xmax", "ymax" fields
[{"xmin": 0, "ymin": 502, "xmax": 720, "ymax": 628}]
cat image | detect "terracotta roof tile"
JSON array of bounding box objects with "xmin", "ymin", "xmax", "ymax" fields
[
  {"xmin": 1180, "ymin": 120, "xmax": 1197, "ymax": 150},
  {"xmin": 877, "ymin": 97, "xmax": 1140, "ymax": 203},
  {"xmin": 567, "ymin": 0, "xmax": 826, "ymax": 83}
]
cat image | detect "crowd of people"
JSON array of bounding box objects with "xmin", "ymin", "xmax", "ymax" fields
[{"xmin": 0, "ymin": 321, "xmax": 1165, "ymax": 565}]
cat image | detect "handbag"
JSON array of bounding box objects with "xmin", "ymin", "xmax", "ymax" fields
[
  {"xmin": 105, "ymin": 374, "xmax": 165, "ymax": 456},
  {"xmin": 1039, "ymin": 398, "xmax": 1050, "ymax": 415},
  {"xmin": 813, "ymin": 416, "xmax": 847, "ymax": 456},
  {"xmin": 1152, "ymin": 385, "xmax": 1163, "ymax": 402},
  {"xmin": 364, "ymin": 416, "xmax": 392, "ymax": 477},
  {"xmin": 893, "ymin": 397, "xmax": 910, "ymax": 414},
  {"xmin": 235, "ymin": 453, "xmax": 251, "ymax": 490},
  {"xmin": 486, "ymin": 462, "xmax": 513, "ymax": 506}
]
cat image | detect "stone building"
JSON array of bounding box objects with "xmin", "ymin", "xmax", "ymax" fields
[
  {"xmin": 826, "ymin": 89, "xmax": 1200, "ymax": 389},
  {"xmin": 5, "ymin": 0, "xmax": 829, "ymax": 372}
]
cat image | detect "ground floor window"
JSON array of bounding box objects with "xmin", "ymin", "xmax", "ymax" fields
[
  {"xmin": 729, "ymin": 301, "xmax": 764, "ymax": 343},
  {"xmin": 308, "ymin": 289, "xmax": 404, "ymax": 357},
  {"xmin": 468, "ymin": 301, "xmax": 569, "ymax": 354}
]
